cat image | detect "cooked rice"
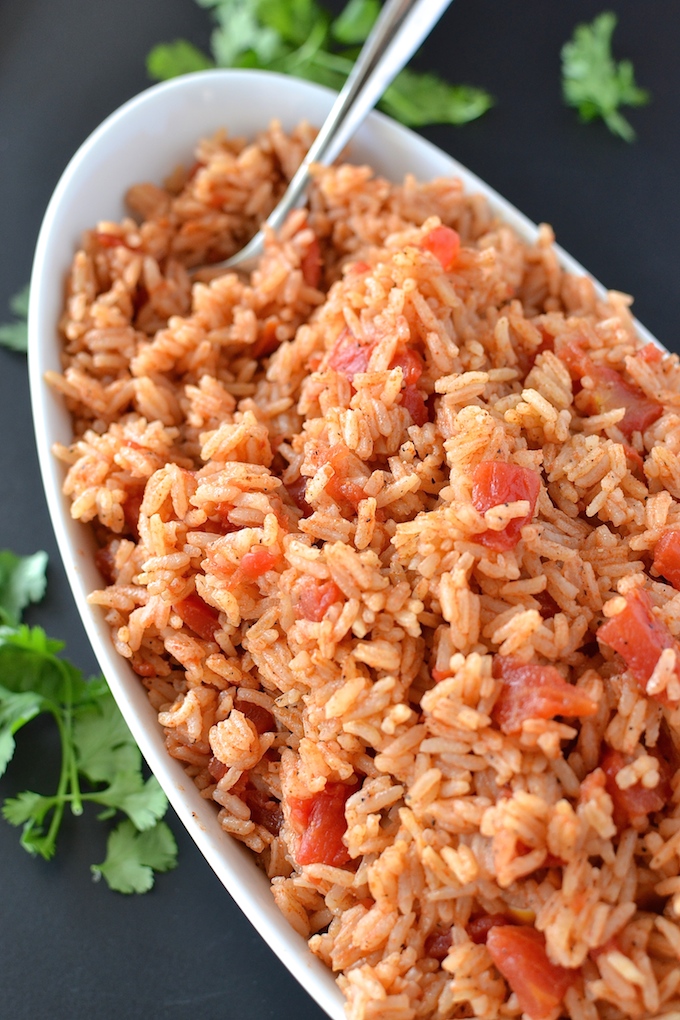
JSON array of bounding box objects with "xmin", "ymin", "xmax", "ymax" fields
[{"xmin": 51, "ymin": 120, "xmax": 680, "ymax": 1020}]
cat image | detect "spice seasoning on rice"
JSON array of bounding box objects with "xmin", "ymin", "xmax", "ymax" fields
[{"xmin": 51, "ymin": 121, "xmax": 680, "ymax": 1020}]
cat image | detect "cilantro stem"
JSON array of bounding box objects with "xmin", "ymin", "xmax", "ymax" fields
[
  {"xmin": 281, "ymin": 17, "xmax": 329, "ymax": 72},
  {"xmin": 308, "ymin": 50, "xmax": 354, "ymax": 74},
  {"xmin": 38, "ymin": 705, "xmax": 70, "ymax": 857},
  {"xmin": 55, "ymin": 659, "xmax": 83, "ymax": 816}
]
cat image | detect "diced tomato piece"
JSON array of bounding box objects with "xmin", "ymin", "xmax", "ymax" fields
[
  {"xmin": 252, "ymin": 319, "xmax": 281, "ymax": 359},
  {"xmin": 623, "ymin": 444, "xmax": 645, "ymax": 476},
  {"xmin": 421, "ymin": 225, "xmax": 460, "ymax": 271},
  {"xmin": 122, "ymin": 484, "xmax": 145, "ymax": 539},
  {"xmin": 208, "ymin": 755, "xmax": 228, "ymax": 782},
  {"xmin": 326, "ymin": 474, "xmax": 366, "ymax": 513},
  {"xmin": 467, "ymin": 914, "xmax": 515, "ymax": 945},
  {"xmin": 401, "ymin": 385, "xmax": 429, "ymax": 425},
  {"xmin": 300, "ymin": 235, "xmax": 322, "ymax": 288},
  {"xmin": 131, "ymin": 660, "xmax": 156, "ymax": 677},
  {"xmin": 322, "ymin": 444, "xmax": 367, "ymax": 514},
  {"xmin": 238, "ymin": 547, "xmax": 279, "ymax": 580},
  {"xmin": 297, "ymin": 579, "xmax": 344, "ymax": 622},
  {"xmin": 389, "ymin": 347, "xmax": 424, "ymax": 386},
  {"xmin": 492, "ymin": 657, "xmax": 597, "ymax": 734},
  {"xmin": 288, "ymin": 781, "xmax": 358, "ymax": 867},
  {"xmin": 244, "ymin": 787, "xmax": 283, "ymax": 835},
  {"xmin": 637, "ymin": 342, "xmax": 663, "ymax": 365},
  {"xmin": 388, "ymin": 347, "xmax": 428, "ymax": 424},
  {"xmin": 486, "ymin": 926, "xmax": 577, "ymax": 1020},
  {"xmin": 558, "ymin": 340, "xmax": 662, "ymax": 439},
  {"xmin": 349, "ymin": 260, "xmax": 370, "ymax": 275},
  {"xmin": 534, "ymin": 589, "xmax": 560, "ymax": 619},
  {"xmin": 328, "ymin": 330, "xmax": 376, "ymax": 381},
  {"xmin": 211, "ymin": 503, "xmax": 240, "ymax": 532},
  {"xmin": 536, "ymin": 326, "xmax": 555, "ymax": 355},
  {"xmin": 186, "ymin": 159, "xmax": 205, "ymax": 181},
  {"xmin": 286, "ymin": 476, "xmax": 313, "ymax": 517},
  {"xmin": 472, "ymin": 461, "xmax": 541, "ymax": 551},
  {"xmin": 233, "ymin": 696, "xmax": 275, "ymax": 735},
  {"xmin": 653, "ymin": 530, "xmax": 680, "ymax": 590},
  {"xmin": 597, "ymin": 587, "xmax": 679, "ymax": 703},
  {"xmin": 95, "ymin": 543, "xmax": 117, "ymax": 585},
  {"xmin": 173, "ymin": 593, "xmax": 220, "ymax": 641},
  {"xmin": 424, "ymin": 928, "xmax": 453, "ymax": 960},
  {"xmin": 600, "ymin": 747, "xmax": 672, "ymax": 830},
  {"xmin": 95, "ymin": 231, "xmax": 127, "ymax": 248}
]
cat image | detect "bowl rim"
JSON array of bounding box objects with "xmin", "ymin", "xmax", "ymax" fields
[{"xmin": 27, "ymin": 66, "xmax": 662, "ymax": 1020}]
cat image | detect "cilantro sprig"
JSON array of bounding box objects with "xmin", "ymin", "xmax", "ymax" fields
[
  {"xmin": 0, "ymin": 550, "xmax": 178, "ymax": 893},
  {"xmin": 0, "ymin": 284, "xmax": 29, "ymax": 353},
  {"xmin": 146, "ymin": 0, "xmax": 493, "ymax": 128},
  {"xmin": 561, "ymin": 11, "xmax": 650, "ymax": 142}
]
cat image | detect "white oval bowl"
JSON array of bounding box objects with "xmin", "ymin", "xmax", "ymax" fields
[{"xmin": 28, "ymin": 68, "xmax": 660, "ymax": 1020}]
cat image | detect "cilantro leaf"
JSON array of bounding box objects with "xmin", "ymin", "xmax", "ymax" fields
[
  {"xmin": 331, "ymin": 0, "xmax": 379, "ymax": 45},
  {"xmin": 258, "ymin": 0, "xmax": 328, "ymax": 49},
  {"xmin": 0, "ymin": 688, "xmax": 45, "ymax": 776},
  {"xmin": 146, "ymin": 40, "xmax": 214, "ymax": 81},
  {"xmin": 92, "ymin": 771, "xmax": 168, "ymax": 832},
  {"xmin": 2, "ymin": 789, "xmax": 51, "ymax": 827},
  {"xmin": 0, "ymin": 625, "xmax": 94, "ymax": 706},
  {"xmin": 73, "ymin": 695, "xmax": 141, "ymax": 784},
  {"xmin": 2, "ymin": 789, "xmax": 57, "ymax": 859},
  {"xmin": 0, "ymin": 547, "xmax": 178, "ymax": 892},
  {"xmin": 92, "ymin": 820, "xmax": 178, "ymax": 894},
  {"xmin": 561, "ymin": 11, "xmax": 650, "ymax": 142},
  {"xmin": 381, "ymin": 69, "xmax": 494, "ymax": 127},
  {"xmin": 210, "ymin": 0, "xmax": 285, "ymax": 67},
  {"xmin": 0, "ymin": 549, "xmax": 48, "ymax": 627},
  {"xmin": 9, "ymin": 284, "xmax": 30, "ymax": 318},
  {"xmin": 0, "ymin": 283, "xmax": 30, "ymax": 353},
  {"xmin": 144, "ymin": 0, "xmax": 492, "ymax": 131}
]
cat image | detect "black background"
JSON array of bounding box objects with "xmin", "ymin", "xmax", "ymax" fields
[{"xmin": 0, "ymin": 2, "xmax": 678, "ymax": 1018}]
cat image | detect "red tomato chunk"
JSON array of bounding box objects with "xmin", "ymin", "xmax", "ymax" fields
[
  {"xmin": 558, "ymin": 340, "xmax": 662, "ymax": 439},
  {"xmin": 239, "ymin": 547, "xmax": 279, "ymax": 580},
  {"xmin": 390, "ymin": 347, "xmax": 424, "ymax": 385},
  {"xmin": 173, "ymin": 593, "xmax": 220, "ymax": 641},
  {"xmin": 597, "ymin": 587, "xmax": 679, "ymax": 703},
  {"xmin": 300, "ymin": 235, "xmax": 322, "ymax": 288},
  {"xmin": 424, "ymin": 928, "xmax": 452, "ymax": 961},
  {"xmin": 322, "ymin": 444, "xmax": 367, "ymax": 514},
  {"xmin": 534, "ymin": 589, "xmax": 560, "ymax": 620},
  {"xmin": 251, "ymin": 319, "xmax": 281, "ymax": 359},
  {"xmin": 286, "ymin": 476, "xmax": 313, "ymax": 517},
  {"xmin": 472, "ymin": 461, "xmax": 541, "ymax": 551},
  {"xmin": 653, "ymin": 530, "xmax": 680, "ymax": 590},
  {"xmin": 637, "ymin": 342, "xmax": 663, "ymax": 365},
  {"xmin": 297, "ymin": 579, "xmax": 344, "ymax": 622},
  {"xmin": 233, "ymin": 697, "xmax": 275, "ymax": 735},
  {"xmin": 486, "ymin": 926, "xmax": 577, "ymax": 1020},
  {"xmin": 420, "ymin": 225, "xmax": 460, "ymax": 271},
  {"xmin": 493, "ymin": 657, "xmax": 597, "ymax": 734},
  {"xmin": 328, "ymin": 330, "xmax": 376, "ymax": 381},
  {"xmin": 466, "ymin": 913, "xmax": 515, "ymax": 945},
  {"xmin": 388, "ymin": 347, "xmax": 429, "ymax": 425},
  {"xmin": 244, "ymin": 787, "xmax": 283, "ymax": 835},
  {"xmin": 400, "ymin": 385, "xmax": 429, "ymax": 425},
  {"xmin": 288, "ymin": 781, "xmax": 357, "ymax": 867},
  {"xmin": 601, "ymin": 747, "xmax": 672, "ymax": 830}
]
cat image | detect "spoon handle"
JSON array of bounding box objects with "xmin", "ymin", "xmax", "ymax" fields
[{"xmin": 227, "ymin": 0, "xmax": 453, "ymax": 267}]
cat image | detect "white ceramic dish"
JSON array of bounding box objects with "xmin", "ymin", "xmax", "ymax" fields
[{"xmin": 28, "ymin": 68, "xmax": 660, "ymax": 1020}]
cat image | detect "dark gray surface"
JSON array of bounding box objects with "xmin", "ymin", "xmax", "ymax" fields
[{"xmin": 0, "ymin": 2, "xmax": 678, "ymax": 1018}]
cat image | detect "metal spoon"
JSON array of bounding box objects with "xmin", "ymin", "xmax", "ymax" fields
[{"xmin": 202, "ymin": 0, "xmax": 453, "ymax": 274}]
